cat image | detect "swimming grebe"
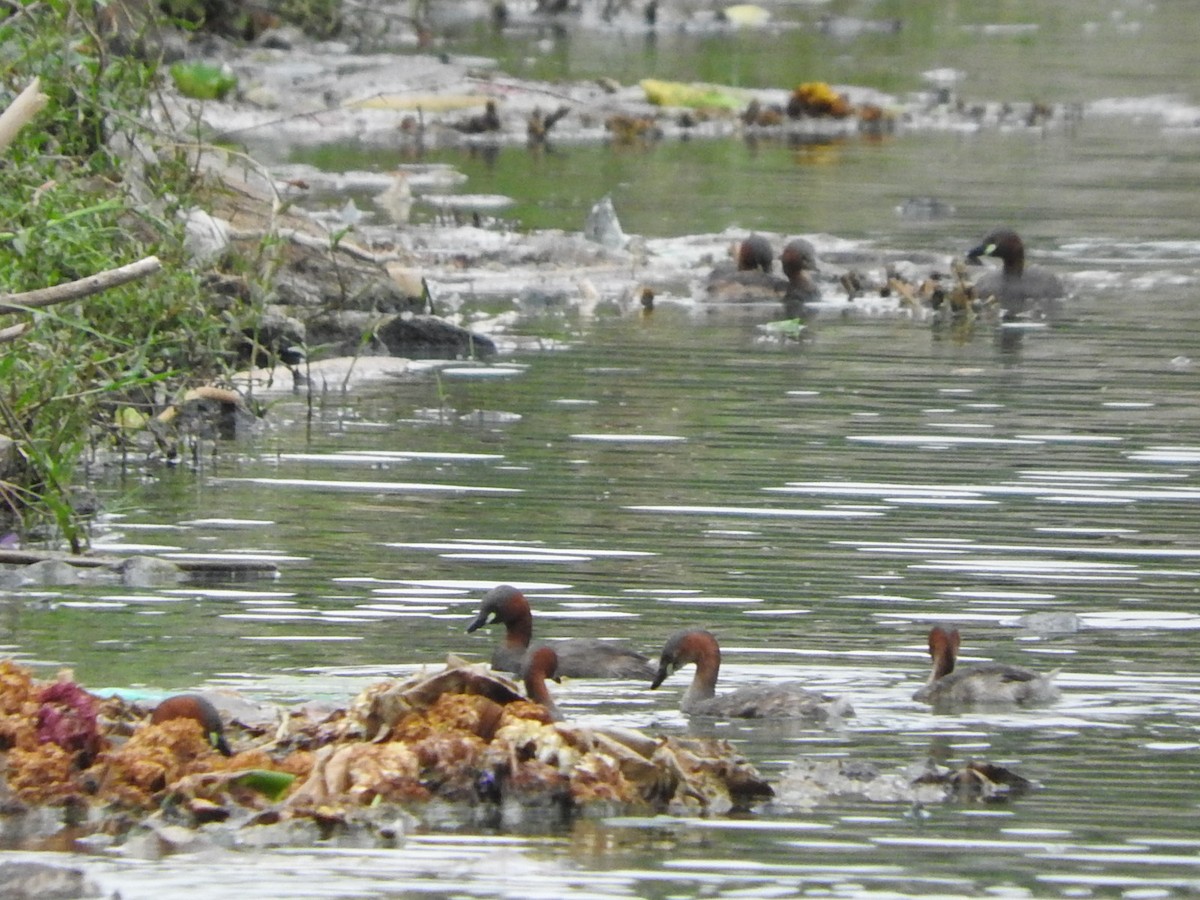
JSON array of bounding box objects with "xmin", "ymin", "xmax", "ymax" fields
[
  {"xmin": 735, "ymin": 233, "xmax": 774, "ymax": 273},
  {"xmin": 913, "ymin": 626, "xmax": 1060, "ymax": 707},
  {"xmin": 966, "ymin": 228, "xmax": 1064, "ymax": 316},
  {"xmin": 650, "ymin": 629, "xmax": 853, "ymax": 721},
  {"xmin": 151, "ymin": 694, "xmax": 233, "ymax": 756},
  {"xmin": 522, "ymin": 646, "xmax": 563, "ymax": 721},
  {"xmin": 779, "ymin": 238, "xmax": 822, "ymax": 316},
  {"xmin": 703, "ymin": 233, "xmax": 779, "ymax": 303},
  {"xmin": 705, "ymin": 235, "xmax": 823, "ymax": 317},
  {"xmin": 467, "ymin": 585, "xmax": 657, "ymax": 680}
]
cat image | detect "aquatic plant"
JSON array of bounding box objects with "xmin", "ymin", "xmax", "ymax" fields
[{"xmin": 0, "ymin": 0, "xmax": 263, "ymax": 544}]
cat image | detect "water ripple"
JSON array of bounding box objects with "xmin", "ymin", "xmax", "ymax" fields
[
  {"xmin": 629, "ymin": 504, "xmax": 884, "ymax": 519},
  {"xmin": 219, "ymin": 477, "xmax": 520, "ymax": 494}
]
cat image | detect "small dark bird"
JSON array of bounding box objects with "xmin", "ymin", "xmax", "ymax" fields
[
  {"xmin": 966, "ymin": 228, "xmax": 1065, "ymax": 316},
  {"xmin": 736, "ymin": 234, "xmax": 774, "ymax": 273},
  {"xmin": 151, "ymin": 694, "xmax": 233, "ymax": 756},
  {"xmin": 527, "ymin": 105, "xmax": 570, "ymax": 144},
  {"xmin": 779, "ymin": 238, "xmax": 822, "ymax": 316},
  {"xmin": 467, "ymin": 584, "xmax": 656, "ymax": 680},
  {"xmin": 454, "ymin": 100, "xmax": 502, "ymax": 134}
]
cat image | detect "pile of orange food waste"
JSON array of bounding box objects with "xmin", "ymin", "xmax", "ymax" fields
[{"xmin": 0, "ymin": 658, "xmax": 771, "ymax": 837}]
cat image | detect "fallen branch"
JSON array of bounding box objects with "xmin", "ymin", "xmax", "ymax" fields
[
  {"xmin": 0, "ymin": 323, "xmax": 29, "ymax": 344},
  {"xmin": 227, "ymin": 226, "xmax": 397, "ymax": 265},
  {"xmin": 0, "ymin": 255, "xmax": 162, "ymax": 313}
]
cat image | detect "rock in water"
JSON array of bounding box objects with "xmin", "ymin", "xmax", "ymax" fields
[{"xmin": 584, "ymin": 195, "xmax": 626, "ymax": 249}]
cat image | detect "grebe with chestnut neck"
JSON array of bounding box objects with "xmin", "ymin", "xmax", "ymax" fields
[
  {"xmin": 913, "ymin": 625, "xmax": 1060, "ymax": 707},
  {"xmin": 966, "ymin": 228, "xmax": 1065, "ymax": 316},
  {"xmin": 650, "ymin": 629, "xmax": 853, "ymax": 722},
  {"xmin": 467, "ymin": 585, "xmax": 656, "ymax": 681}
]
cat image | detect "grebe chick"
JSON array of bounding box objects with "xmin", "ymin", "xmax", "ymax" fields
[
  {"xmin": 522, "ymin": 646, "xmax": 563, "ymax": 721},
  {"xmin": 151, "ymin": 694, "xmax": 233, "ymax": 756},
  {"xmin": 779, "ymin": 238, "xmax": 822, "ymax": 316},
  {"xmin": 650, "ymin": 629, "xmax": 853, "ymax": 722},
  {"xmin": 704, "ymin": 234, "xmax": 780, "ymax": 303},
  {"xmin": 966, "ymin": 228, "xmax": 1064, "ymax": 316},
  {"xmin": 734, "ymin": 233, "xmax": 774, "ymax": 273},
  {"xmin": 913, "ymin": 626, "xmax": 1060, "ymax": 707},
  {"xmin": 705, "ymin": 236, "xmax": 825, "ymax": 314},
  {"xmin": 467, "ymin": 585, "xmax": 656, "ymax": 681}
]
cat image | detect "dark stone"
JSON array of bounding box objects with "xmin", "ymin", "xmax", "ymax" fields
[
  {"xmin": 275, "ymin": 253, "xmax": 421, "ymax": 314},
  {"xmin": 0, "ymin": 861, "xmax": 102, "ymax": 899},
  {"xmin": 376, "ymin": 315, "xmax": 496, "ymax": 360},
  {"xmin": 303, "ymin": 310, "xmax": 375, "ymax": 355}
]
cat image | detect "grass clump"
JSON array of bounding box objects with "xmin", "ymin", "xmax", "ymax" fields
[{"xmin": 0, "ymin": 0, "xmax": 257, "ymax": 549}]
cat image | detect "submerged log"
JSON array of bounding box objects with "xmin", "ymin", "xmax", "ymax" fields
[{"xmin": 0, "ymin": 548, "xmax": 280, "ymax": 576}]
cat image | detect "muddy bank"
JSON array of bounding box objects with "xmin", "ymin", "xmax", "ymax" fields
[
  {"xmin": 164, "ymin": 0, "xmax": 1080, "ymax": 153},
  {"xmin": 195, "ymin": 131, "xmax": 965, "ymax": 397},
  {"xmin": 147, "ymin": 4, "xmax": 1097, "ymax": 404}
]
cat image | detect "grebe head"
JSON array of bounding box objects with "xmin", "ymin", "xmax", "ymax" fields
[
  {"xmin": 151, "ymin": 694, "xmax": 232, "ymax": 756},
  {"xmin": 522, "ymin": 646, "xmax": 562, "ymax": 720},
  {"xmin": 523, "ymin": 646, "xmax": 561, "ymax": 683},
  {"xmin": 780, "ymin": 238, "xmax": 819, "ymax": 285},
  {"xmin": 734, "ymin": 234, "xmax": 774, "ymax": 273},
  {"xmin": 926, "ymin": 626, "xmax": 961, "ymax": 682},
  {"xmin": 467, "ymin": 584, "xmax": 530, "ymax": 633},
  {"xmin": 967, "ymin": 229, "xmax": 1025, "ymax": 276},
  {"xmin": 651, "ymin": 629, "xmax": 721, "ymax": 690}
]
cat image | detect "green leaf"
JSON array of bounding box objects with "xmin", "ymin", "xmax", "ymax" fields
[
  {"xmin": 759, "ymin": 318, "xmax": 807, "ymax": 338},
  {"xmin": 230, "ymin": 770, "xmax": 297, "ymax": 802}
]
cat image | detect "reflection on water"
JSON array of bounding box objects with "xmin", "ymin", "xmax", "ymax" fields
[{"xmin": 11, "ymin": 254, "xmax": 1200, "ymax": 895}]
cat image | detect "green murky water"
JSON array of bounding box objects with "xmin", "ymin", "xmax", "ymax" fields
[{"xmin": 5, "ymin": 0, "xmax": 1200, "ymax": 896}]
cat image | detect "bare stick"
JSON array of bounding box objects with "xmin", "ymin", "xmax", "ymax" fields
[
  {"xmin": 228, "ymin": 226, "xmax": 396, "ymax": 264},
  {"xmin": 0, "ymin": 323, "xmax": 29, "ymax": 343},
  {"xmin": 0, "ymin": 78, "xmax": 48, "ymax": 154},
  {"xmin": 0, "ymin": 255, "xmax": 162, "ymax": 313}
]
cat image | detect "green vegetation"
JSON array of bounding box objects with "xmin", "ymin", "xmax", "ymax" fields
[
  {"xmin": 169, "ymin": 60, "xmax": 238, "ymax": 99},
  {"xmin": 0, "ymin": 0, "xmax": 258, "ymax": 548}
]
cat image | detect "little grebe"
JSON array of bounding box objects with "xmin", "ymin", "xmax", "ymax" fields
[
  {"xmin": 735, "ymin": 233, "xmax": 774, "ymax": 273},
  {"xmin": 967, "ymin": 228, "xmax": 1064, "ymax": 316},
  {"xmin": 151, "ymin": 694, "xmax": 233, "ymax": 756},
  {"xmin": 522, "ymin": 646, "xmax": 563, "ymax": 721},
  {"xmin": 703, "ymin": 234, "xmax": 779, "ymax": 303},
  {"xmin": 651, "ymin": 629, "xmax": 853, "ymax": 722},
  {"xmin": 467, "ymin": 584, "xmax": 656, "ymax": 680},
  {"xmin": 913, "ymin": 625, "xmax": 1060, "ymax": 707},
  {"xmin": 779, "ymin": 238, "xmax": 822, "ymax": 315},
  {"xmin": 705, "ymin": 235, "xmax": 823, "ymax": 317}
]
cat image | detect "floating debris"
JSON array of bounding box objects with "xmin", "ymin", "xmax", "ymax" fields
[
  {"xmin": 0, "ymin": 658, "xmax": 771, "ymax": 846},
  {"xmin": 787, "ymin": 82, "xmax": 854, "ymax": 119},
  {"xmin": 641, "ymin": 79, "xmax": 749, "ymax": 111},
  {"xmin": 774, "ymin": 757, "xmax": 1038, "ymax": 810}
]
